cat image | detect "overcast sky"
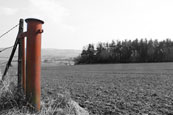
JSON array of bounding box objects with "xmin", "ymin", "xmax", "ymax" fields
[{"xmin": 0, "ymin": 0, "xmax": 173, "ymax": 50}]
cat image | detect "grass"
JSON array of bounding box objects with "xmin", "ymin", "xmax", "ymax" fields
[
  {"xmin": 0, "ymin": 74, "xmax": 77, "ymax": 115},
  {"xmin": 1, "ymin": 62, "xmax": 173, "ymax": 114}
]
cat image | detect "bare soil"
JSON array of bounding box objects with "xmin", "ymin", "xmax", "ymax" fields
[{"xmin": 41, "ymin": 63, "xmax": 173, "ymax": 115}]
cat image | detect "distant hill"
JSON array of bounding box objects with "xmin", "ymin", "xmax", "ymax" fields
[
  {"xmin": 42, "ymin": 48, "xmax": 81, "ymax": 59},
  {"xmin": 0, "ymin": 48, "xmax": 17, "ymax": 61},
  {"xmin": 0, "ymin": 48, "xmax": 81, "ymax": 61}
]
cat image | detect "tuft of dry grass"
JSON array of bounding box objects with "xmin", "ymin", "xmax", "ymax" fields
[
  {"xmin": 0, "ymin": 75, "xmax": 78, "ymax": 115},
  {"xmin": 0, "ymin": 75, "xmax": 26, "ymax": 114},
  {"xmin": 0, "ymin": 75, "xmax": 19, "ymax": 110}
]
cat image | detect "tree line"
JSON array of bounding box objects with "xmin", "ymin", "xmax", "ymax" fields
[{"xmin": 74, "ymin": 39, "xmax": 173, "ymax": 64}]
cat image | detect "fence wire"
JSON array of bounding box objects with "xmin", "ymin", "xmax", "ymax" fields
[
  {"xmin": 0, "ymin": 23, "xmax": 19, "ymax": 70},
  {"xmin": 0, "ymin": 61, "xmax": 8, "ymax": 65},
  {"xmin": 0, "ymin": 45, "xmax": 14, "ymax": 53},
  {"xmin": 0, "ymin": 56, "xmax": 17, "ymax": 59},
  {"xmin": 0, "ymin": 23, "xmax": 19, "ymax": 68},
  {"xmin": 0, "ymin": 24, "xmax": 19, "ymax": 39}
]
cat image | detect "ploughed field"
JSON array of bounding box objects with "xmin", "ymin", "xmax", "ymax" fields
[{"xmin": 41, "ymin": 63, "xmax": 173, "ymax": 115}]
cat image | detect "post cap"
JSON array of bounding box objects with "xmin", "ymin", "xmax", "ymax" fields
[{"xmin": 25, "ymin": 18, "xmax": 44, "ymax": 24}]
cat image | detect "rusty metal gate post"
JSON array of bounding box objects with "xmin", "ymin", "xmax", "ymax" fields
[
  {"xmin": 25, "ymin": 18, "xmax": 44, "ymax": 111},
  {"xmin": 21, "ymin": 27, "xmax": 26, "ymax": 94}
]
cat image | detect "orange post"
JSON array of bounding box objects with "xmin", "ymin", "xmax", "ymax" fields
[
  {"xmin": 25, "ymin": 18, "xmax": 44, "ymax": 111},
  {"xmin": 21, "ymin": 35, "xmax": 26, "ymax": 94}
]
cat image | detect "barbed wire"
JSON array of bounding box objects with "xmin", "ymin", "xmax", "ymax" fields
[
  {"xmin": 0, "ymin": 46, "xmax": 16, "ymax": 67},
  {"xmin": 11, "ymin": 60, "xmax": 18, "ymax": 62},
  {"xmin": 0, "ymin": 61, "xmax": 8, "ymax": 66},
  {"xmin": 0, "ymin": 60, "xmax": 18, "ymax": 67},
  {"xmin": 0, "ymin": 45, "xmax": 14, "ymax": 53},
  {"xmin": 0, "ymin": 24, "xmax": 19, "ymax": 39},
  {"xmin": 0, "ymin": 23, "xmax": 20, "ymax": 80},
  {"xmin": 0, "ymin": 56, "xmax": 17, "ymax": 59}
]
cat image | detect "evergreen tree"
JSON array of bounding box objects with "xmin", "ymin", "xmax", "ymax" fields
[{"xmin": 74, "ymin": 39, "xmax": 173, "ymax": 64}]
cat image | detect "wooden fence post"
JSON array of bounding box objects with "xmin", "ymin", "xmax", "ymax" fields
[{"xmin": 18, "ymin": 19, "xmax": 24, "ymax": 92}]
